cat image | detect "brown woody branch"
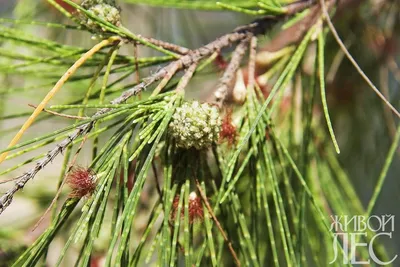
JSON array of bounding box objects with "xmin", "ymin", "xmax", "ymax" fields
[{"xmin": 214, "ymin": 36, "xmax": 252, "ymax": 106}]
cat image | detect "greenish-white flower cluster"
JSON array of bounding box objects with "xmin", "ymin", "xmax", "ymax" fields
[
  {"xmin": 81, "ymin": 0, "xmax": 117, "ymax": 9},
  {"xmin": 169, "ymin": 101, "xmax": 221, "ymax": 150},
  {"xmin": 81, "ymin": 0, "xmax": 121, "ymax": 30}
]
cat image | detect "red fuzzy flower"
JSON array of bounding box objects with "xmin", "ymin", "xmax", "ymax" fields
[
  {"xmin": 219, "ymin": 109, "xmax": 237, "ymax": 145},
  {"xmin": 66, "ymin": 167, "xmax": 97, "ymax": 198},
  {"xmin": 172, "ymin": 192, "xmax": 204, "ymax": 224},
  {"xmin": 188, "ymin": 192, "xmax": 204, "ymax": 223}
]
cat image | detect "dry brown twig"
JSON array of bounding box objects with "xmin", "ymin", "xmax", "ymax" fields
[
  {"xmin": 214, "ymin": 36, "xmax": 252, "ymax": 106},
  {"xmin": 32, "ymin": 134, "xmax": 90, "ymax": 231},
  {"xmin": 195, "ymin": 180, "xmax": 241, "ymax": 267},
  {"xmin": 247, "ymin": 36, "xmax": 258, "ymax": 91},
  {"xmin": 175, "ymin": 63, "xmax": 198, "ymax": 94},
  {"xmin": 138, "ymin": 36, "xmax": 190, "ymax": 55}
]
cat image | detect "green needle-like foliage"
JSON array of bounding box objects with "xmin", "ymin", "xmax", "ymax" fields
[{"xmin": 0, "ymin": 0, "xmax": 399, "ymax": 266}]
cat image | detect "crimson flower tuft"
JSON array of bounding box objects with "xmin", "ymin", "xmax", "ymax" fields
[
  {"xmin": 219, "ymin": 109, "xmax": 237, "ymax": 145},
  {"xmin": 66, "ymin": 167, "xmax": 97, "ymax": 198},
  {"xmin": 188, "ymin": 192, "xmax": 204, "ymax": 223},
  {"xmin": 172, "ymin": 191, "xmax": 204, "ymax": 224}
]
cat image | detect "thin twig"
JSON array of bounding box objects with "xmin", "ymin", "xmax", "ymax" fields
[
  {"xmin": 319, "ymin": 0, "xmax": 400, "ymax": 118},
  {"xmin": 138, "ymin": 36, "xmax": 190, "ymax": 55},
  {"xmin": 28, "ymin": 104, "xmax": 89, "ymax": 120},
  {"xmin": 195, "ymin": 180, "xmax": 241, "ymax": 267},
  {"xmin": 32, "ymin": 134, "xmax": 89, "ymax": 231},
  {"xmin": 151, "ymin": 63, "xmax": 181, "ymax": 96},
  {"xmin": 0, "ymin": 177, "xmax": 20, "ymax": 184},
  {"xmin": 175, "ymin": 63, "xmax": 198, "ymax": 94},
  {"xmin": 247, "ymin": 36, "xmax": 258, "ymax": 91},
  {"xmin": 214, "ymin": 36, "xmax": 252, "ymax": 106}
]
